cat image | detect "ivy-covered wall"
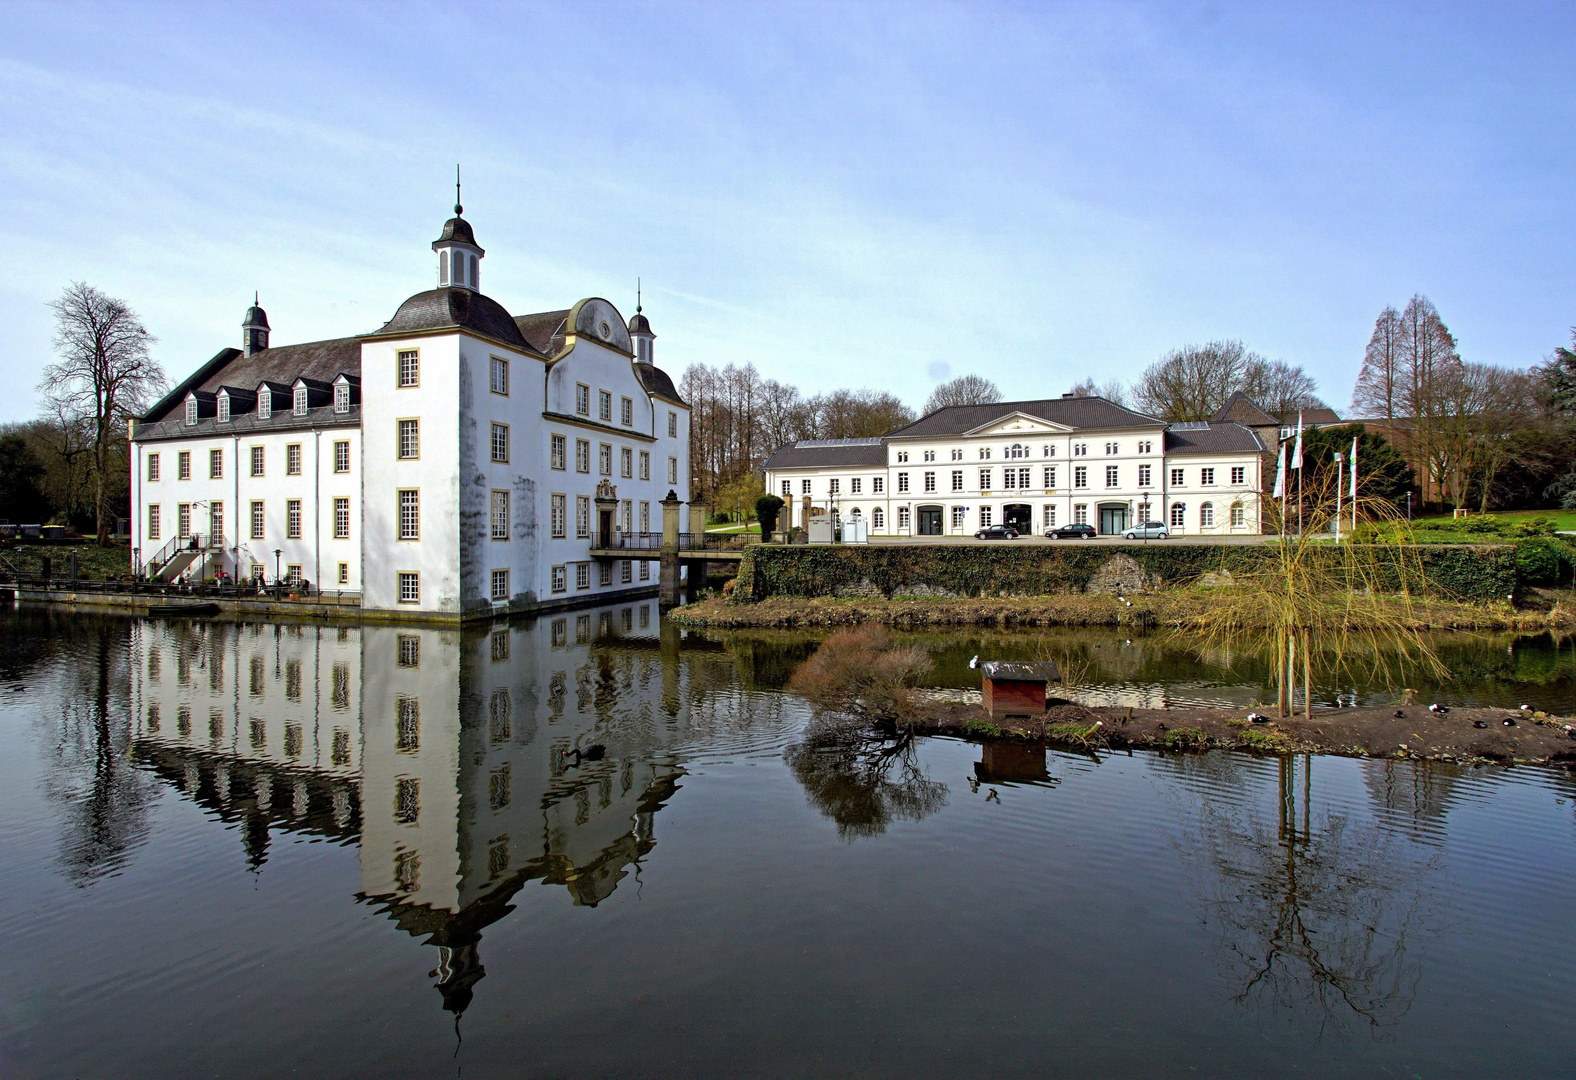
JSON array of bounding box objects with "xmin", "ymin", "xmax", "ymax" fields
[{"xmin": 729, "ymin": 543, "xmax": 1519, "ymax": 604}]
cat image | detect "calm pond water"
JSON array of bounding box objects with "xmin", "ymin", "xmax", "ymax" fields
[{"xmin": 2, "ymin": 606, "xmax": 1575, "ymax": 1079}]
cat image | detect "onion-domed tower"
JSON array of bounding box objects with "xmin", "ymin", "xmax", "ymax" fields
[
  {"xmin": 242, "ymin": 293, "xmax": 269, "ymax": 356},
  {"xmin": 433, "ymin": 167, "xmax": 484, "ymax": 292}
]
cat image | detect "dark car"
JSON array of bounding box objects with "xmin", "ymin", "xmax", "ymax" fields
[
  {"xmin": 1048, "ymin": 523, "xmax": 1097, "ymax": 540},
  {"xmin": 973, "ymin": 524, "xmax": 1020, "ymax": 540}
]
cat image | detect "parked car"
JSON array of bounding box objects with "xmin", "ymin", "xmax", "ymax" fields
[
  {"xmin": 1048, "ymin": 523, "xmax": 1097, "ymax": 540},
  {"xmin": 1122, "ymin": 521, "xmax": 1170, "ymax": 540},
  {"xmin": 973, "ymin": 524, "xmax": 1020, "ymax": 540}
]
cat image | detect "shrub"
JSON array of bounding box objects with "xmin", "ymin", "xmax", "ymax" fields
[
  {"xmin": 755, "ymin": 494, "xmax": 785, "ymax": 536},
  {"xmin": 787, "ymin": 625, "xmax": 933, "ymax": 720},
  {"xmin": 1162, "ymin": 726, "xmax": 1209, "ymax": 750}
]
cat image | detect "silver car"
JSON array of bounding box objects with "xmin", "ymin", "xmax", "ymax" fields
[{"xmin": 1123, "ymin": 521, "xmax": 1170, "ymax": 540}]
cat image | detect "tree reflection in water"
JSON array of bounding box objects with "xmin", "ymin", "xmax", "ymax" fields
[
  {"xmin": 1171, "ymin": 753, "xmax": 1441, "ymax": 1038},
  {"xmin": 784, "ymin": 722, "xmax": 947, "ymax": 841}
]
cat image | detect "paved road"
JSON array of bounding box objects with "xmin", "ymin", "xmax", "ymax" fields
[{"xmin": 865, "ymin": 533, "xmax": 1272, "ymax": 547}]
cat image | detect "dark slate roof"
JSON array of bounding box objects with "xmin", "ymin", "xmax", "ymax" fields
[
  {"xmin": 1274, "ymin": 406, "xmax": 1342, "ymax": 426},
  {"xmin": 434, "ymin": 215, "xmax": 480, "ymax": 250},
  {"xmin": 243, "ymin": 304, "xmax": 269, "ymax": 329},
  {"xmin": 1212, "ymin": 391, "xmax": 1278, "ymax": 427},
  {"xmin": 635, "ymin": 362, "xmax": 684, "ymax": 404},
  {"xmin": 514, "ymin": 309, "xmax": 569, "ymax": 355},
  {"xmin": 375, "ymin": 288, "xmax": 533, "ymax": 351},
  {"xmin": 762, "ymin": 438, "xmax": 887, "ymax": 470},
  {"xmin": 1163, "ymin": 423, "xmax": 1267, "ymax": 455},
  {"xmin": 628, "ymin": 310, "xmax": 652, "ymax": 335},
  {"xmin": 885, "ymin": 396, "xmax": 1164, "ymax": 439},
  {"xmin": 143, "ymin": 338, "xmax": 361, "ymax": 424}
]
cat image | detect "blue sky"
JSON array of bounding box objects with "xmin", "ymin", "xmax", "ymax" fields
[{"xmin": 1, "ymin": 1, "xmax": 1572, "ymax": 423}]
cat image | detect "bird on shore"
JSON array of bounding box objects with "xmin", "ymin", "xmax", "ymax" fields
[
  {"xmin": 1503, "ymin": 718, "xmax": 1517, "ymax": 727},
  {"xmin": 1393, "ymin": 710, "xmax": 1406, "ymax": 719},
  {"xmin": 1473, "ymin": 720, "xmax": 1489, "ymax": 729},
  {"xmin": 968, "ymin": 655, "xmax": 979, "ymax": 670},
  {"xmin": 1428, "ymin": 704, "xmax": 1449, "ymax": 715},
  {"xmin": 1246, "ymin": 712, "xmax": 1269, "ymax": 724},
  {"xmin": 1521, "ymin": 704, "xmax": 1533, "ymax": 713}
]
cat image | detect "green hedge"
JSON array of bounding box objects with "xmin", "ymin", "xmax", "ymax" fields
[{"xmin": 729, "ymin": 542, "xmax": 1519, "ymax": 604}]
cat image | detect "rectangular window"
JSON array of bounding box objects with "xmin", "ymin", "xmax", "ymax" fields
[
  {"xmin": 599, "ymin": 390, "xmax": 612, "ymax": 421},
  {"xmin": 338, "ymin": 562, "xmax": 349, "ymax": 584},
  {"xmin": 978, "ymin": 468, "xmax": 991, "ymax": 491},
  {"xmin": 829, "ymin": 478, "xmax": 840, "ymax": 495},
  {"xmin": 250, "ymin": 501, "xmax": 264, "ymax": 540},
  {"xmin": 640, "ymin": 559, "xmax": 650, "ymax": 581},
  {"xmin": 258, "ymin": 392, "xmax": 271, "ymax": 420},
  {"xmin": 1138, "ymin": 464, "xmax": 1152, "ymax": 486},
  {"xmin": 1201, "ymin": 503, "xmax": 1215, "ymax": 526},
  {"xmin": 576, "ymin": 562, "xmax": 590, "ymax": 590},
  {"xmin": 551, "ymin": 434, "xmax": 566, "ymax": 470},
  {"xmin": 897, "ymin": 472, "xmax": 909, "ymax": 493},
  {"xmin": 598, "ymin": 443, "xmax": 612, "ymax": 475},
  {"xmin": 668, "ymin": 412, "xmax": 678, "ymax": 438},
  {"xmin": 1231, "ymin": 504, "xmax": 1246, "ymax": 527},
  {"xmin": 398, "ymin": 489, "xmax": 419, "ymax": 540},
  {"xmin": 293, "ymin": 387, "xmax": 308, "ymax": 416},
  {"xmin": 621, "ymin": 396, "xmax": 633, "ymax": 426},
  {"xmin": 951, "ymin": 470, "xmax": 964, "ymax": 491},
  {"xmin": 1003, "ymin": 468, "xmax": 1017, "ymax": 490},
  {"xmin": 398, "ymin": 572, "xmax": 420, "ymax": 602},
  {"xmin": 491, "ymin": 568, "xmax": 509, "ymax": 601},
  {"xmin": 621, "ymin": 559, "xmax": 632, "ymax": 584},
  {"xmin": 147, "ymin": 504, "xmax": 161, "ymax": 540},
  {"xmin": 621, "ymin": 447, "xmax": 633, "ymax": 478},
  {"xmin": 1201, "ymin": 467, "xmax": 1215, "ymax": 485},
  {"xmin": 576, "ymin": 496, "xmax": 590, "ymax": 538},
  {"xmin": 218, "ymin": 395, "xmax": 230, "ymax": 422},
  {"xmin": 668, "ymin": 457, "xmax": 678, "ymax": 484},
  {"xmin": 398, "ymin": 420, "xmax": 419, "ymax": 459},
  {"xmin": 209, "ymin": 502, "xmax": 223, "ymax": 541},
  {"xmin": 185, "ymin": 398, "xmax": 197, "ymax": 425},
  {"xmin": 1074, "ymin": 466, "xmax": 1088, "ymax": 489},
  {"xmin": 897, "ymin": 506, "xmax": 910, "ymax": 530},
  {"xmin": 872, "ymin": 476, "xmax": 884, "ymax": 494},
  {"xmin": 575, "ymin": 439, "xmax": 590, "ymax": 473},
  {"xmin": 639, "ymin": 451, "xmax": 650, "ymax": 480},
  {"xmin": 1017, "ymin": 467, "xmax": 1031, "ymax": 488},
  {"xmin": 209, "ymin": 448, "xmax": 223, "ymax": 479},
  {"xmin": 851, "ymin": 477, "xmax": 862, "ymax": 494},
  {"xmin": 551, "ymin": 494, "xmax": 566, "ymax": 537},
  {"xmin": 1171, "ymin": 504, "xmax": 1186, "ymax": 528},
  {"xmin": 147, "ymin": 453, "xmax": 160, "ymax": 481},
  {"xmin": 576, "ymin": 384, "xmax": 590, "ymax": 416},
  {"xmin": 1170, "ymin": 468, "xmax": 1184, "ymax": 486},
  {"xmin": 620, "ymin": 499, "xmax": 631, "ymax": 533},
  {"xmin": 398, "ymin": 350, "xmax": 419, "ymax": 387},
  {"xmin": 250, "ymin": 446, "xmax": 264, "ymax": 476},
  {"xmin": 287, "ymin": 499, "xmax": 301, "ymax": 539},
  {"xmin": 952, "ymin": 505, "xmax": 966, "ymax": 529},
  {"xmin": 334, "ymin": 497, "xmax": 350, "ymax": 539},
  {"xmin": 491, "ymin": 490, "xmax": 509, "ymax": 540},
  {"xmin": 286, "ymin": 443, "xmax": 301, "ymax": 475},
  {"xmin": 490, "ymin": 356, "xmax": 509, "ymax": 395},
  {"xmin": 640, "ymin": 502, "xmax": 650, "ymax": 532},
  {"xmin": 1075, "ymin": 504, "xmax": 1089, "ymax": 525},
  {"xmin": 334, "ymin": 382, "xmax": 350, "ymax": 412},
  {"xmin": 334, "ymin": 440, "xmax": 350, "ymax": 473},
  {"xmin": 1044, "ymin": 504, "xmax": 1056, "ymax": 527},
  {"xmin": 491, "ymin": 423, "xmax": 509, "ymax": 463},
  {"xmin": 178, "ymin": 451, "xmax": 190, "ymax": 480},
  {"xmin": 398, "ymin": 637, "xmax": 419, "ymax": 671},
  {"xmin": 923, "ymin": 472, "xmax": 935, "ymax": 492},
  {"xmin": 802, "ymin": 479, "xmax": 812, "ymax": 494},
  {"xmin": 178, "ymin": 503, "xmax": 191, "ymax": 538},
  {"xmin": 600, "ymin": 561, "xmax": 612, "ymax": 587},
  {"xmin": 1231, "ymin": 466, "xmax": 1246, "ymax": 485},
  {"xmin": 1044, "ymin": 466, "xmax": 1056, "ymax": 488},
  {"xmin": 1106, "ymin": 465, "xmax": 1119, "ymax": 488},
  {"xmin": 980, "ymin": 506, "xmax": 993, "ymax": 527},
  {"xmin": 286, "ymin": 564, "xmax": 302, "ymax": 586}
]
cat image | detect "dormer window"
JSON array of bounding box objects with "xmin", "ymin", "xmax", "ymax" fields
[
  {"xmin": 185, "ymin": 397, "xmax": 198, "ymax": 426},
  {"xmin": 218, "ymin": 394, "xmax": 230, "ymax": 423},
  {"xmin": 258, "ymin": 391, "xmax": 271, "ymax": 420},
  {"xmin": 293, "ymin": 387, "xmax": 308, "ymax": 416},
  {"xmin": 334, "ymin": 382, "xmax": 349, "ymax": 413}
]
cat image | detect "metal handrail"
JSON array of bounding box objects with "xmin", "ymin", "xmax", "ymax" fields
[{"xmin": 612, "ymin": 532, "xmax": 710, "ymax": 551}]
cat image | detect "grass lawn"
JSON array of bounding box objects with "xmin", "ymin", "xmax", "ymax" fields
[
  {"xmin": 705, "ymin": 522, "xmax": 762, "ymax": 535},
  {"xmin": 1411, "ymin": 509, "xmax": 1576, "ymax": 532}
]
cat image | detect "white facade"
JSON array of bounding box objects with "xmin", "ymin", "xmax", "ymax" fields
[
  {"xmin": 763, "ymin": 404, "xmax": 1266, "ymax": 537},
  {"xmin": 130, "ymin": 210, "xmax": 690, "ymax": 619}
]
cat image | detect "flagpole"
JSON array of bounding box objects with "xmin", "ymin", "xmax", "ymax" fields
[
  {"xmin": 1334, "ymin": 452, "xmax": 1343, "ymax": 542},
  {"xmin": 1350, "ymin": 435, "xmax": 1359, "ymax": 534},
  {"xmin": 1294, "ymin": 412, "xmax": 1304, "ymax": 537}
]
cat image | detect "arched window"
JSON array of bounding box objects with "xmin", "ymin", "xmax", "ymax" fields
[
  {"xmin": 469, "ymin": 254, "xmax": 478, "ymax": 290},
  {"xmin": 1008, "ymin": 443, "xmax": 1028, "ymax": 459},
  {"xmin": 1170, "ymin": 503, "xmax": 1185, "ymax": 528},
  {"xmin": 1200, "ymin": 502, "xmax": 1214, "ymax": 527},
  {"xmin": 872, "ymin": 507, "xmax": 884, "ymax": 530},
  {"xmin": 439, "ymin": 250, "xmax": 450, "ymax": 286}
]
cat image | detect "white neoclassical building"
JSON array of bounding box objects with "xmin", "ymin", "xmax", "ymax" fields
[
  {"xmin": 762, "ymin": 396, "xmax": 1267, "ymax": 537},
  {"xmin": 129, "ymin": 201, "xmax": 691, "ymax": 619}
]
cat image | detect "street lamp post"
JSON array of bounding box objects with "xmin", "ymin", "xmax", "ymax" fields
[{"xmin": 274, "ymin": 548, "xmax": 283, "ymax": 588}]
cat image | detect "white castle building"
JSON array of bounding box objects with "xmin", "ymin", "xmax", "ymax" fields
[
  {"xmin": 762, "ymin": 396, "xmax": 1268, "ymax": 537},
  {"xmin": 129, "ymin": 199, "xmax": 691, "ymax": 620}
]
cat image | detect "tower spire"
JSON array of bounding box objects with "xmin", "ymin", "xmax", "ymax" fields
[
  {"xmin": 454, "ymin": 163, "xmax": 462, "ymax": 216},
  {"xmin": 636, "ymin": 277, "xmax": 642, "ymax": 314}
]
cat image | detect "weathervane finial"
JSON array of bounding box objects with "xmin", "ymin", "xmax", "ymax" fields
[
  {"xmin": 636, "ymin": 277, "xmax": 642, "ymax": 314},
  {"xmin": 454, "ymin": 164, "xmax": 462, "ymax": 216}
]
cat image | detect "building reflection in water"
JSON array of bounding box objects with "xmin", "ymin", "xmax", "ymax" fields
[{"xmin": 127, "ymin": 601, "xmax": 744, "ymax": 1016}]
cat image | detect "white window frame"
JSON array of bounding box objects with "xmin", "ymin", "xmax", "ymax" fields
[{"xmin": 398, "ymin": 350, "xmax": 419, "ymax": 388}]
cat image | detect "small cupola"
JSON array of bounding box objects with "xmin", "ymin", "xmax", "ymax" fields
[
  {"xmin": 628, "ymin": 281, "xmax": 655, "ymax": 365},
  {"xmin": 243, "ymin": 293, "xmax": 270, "ymax": 356},
  {"xmin": 433, "ymin": 166, "xmax": 484, "ymax": 292}
]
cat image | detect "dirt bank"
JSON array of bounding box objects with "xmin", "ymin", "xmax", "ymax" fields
[
  {"xmin": 673, "ymin": 592, "xmax": 1576, "ymax": 632},
  {"xmin": 913, "ymin": 701, "xmax": 1576, "ymax": 765}
]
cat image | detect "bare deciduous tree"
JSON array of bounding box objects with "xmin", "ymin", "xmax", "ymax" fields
[
  {"xmin": 1352, "ymin": 305, "xmax": 1404, "ymax": 424},
  {"xmin": 1133, "ymin": 339, "xmax": 1321, "ymax": 422},
  {"xmin": 923, "ymin": 374, "xmax": 1001, "ymax": 414},
  {"xmin": 1241, "ymin": 358, "xmax": 1322, "ymax": 416},
  {"xmin": 39, "ymin": 283, "xmax": 166, "ymax": 544}
]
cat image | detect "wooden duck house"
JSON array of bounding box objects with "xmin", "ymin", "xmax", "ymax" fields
[{"xmin": 980, "ymin": 660, "xmax": 1061, "ymax": 719}]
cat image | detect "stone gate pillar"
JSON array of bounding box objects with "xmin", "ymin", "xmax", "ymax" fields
[{"xmin": 659, "ymin": 490, "xmax": 682, "ymax": 605}]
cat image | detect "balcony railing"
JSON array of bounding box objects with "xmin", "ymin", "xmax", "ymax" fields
[{"xmin": 609, "ymin": 532, "xmax": 709, "ymax": 551}]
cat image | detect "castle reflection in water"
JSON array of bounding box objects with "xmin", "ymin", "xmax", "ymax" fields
[{"xmin": 127, "ymin": 602, "xmax": 788, "ymax": 1015}]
